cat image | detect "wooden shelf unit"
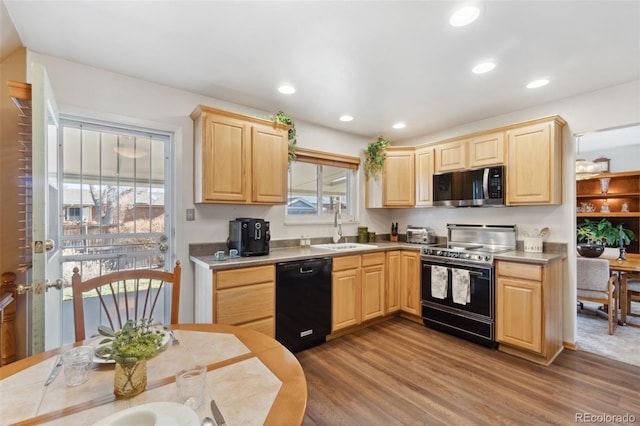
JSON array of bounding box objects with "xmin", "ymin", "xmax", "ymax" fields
[{"xmin": 576, "ymin": 171, "xmax": 640, "ymax": 254}]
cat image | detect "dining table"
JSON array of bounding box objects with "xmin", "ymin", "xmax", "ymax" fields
[
  {"xmin": 604, "ymin": 253, "xmax": 640, "ymax": 325},
  {"xmin": 0, "ymin": 323, "xmax": 307, "ymax": 425}
]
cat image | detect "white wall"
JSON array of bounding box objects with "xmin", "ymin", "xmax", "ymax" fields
[{"xmin": 28, "ymin": 50, "xmax": 640, "ymax": 345}]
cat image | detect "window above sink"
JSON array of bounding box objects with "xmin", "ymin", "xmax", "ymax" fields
[{"xmin": 285, "ymin": 148, "xmax": 360, "ymax": 226}]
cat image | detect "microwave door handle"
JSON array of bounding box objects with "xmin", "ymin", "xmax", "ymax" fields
[{"xmin": 483, "ymin": 168, "xmax": 489, "ymax": 199}]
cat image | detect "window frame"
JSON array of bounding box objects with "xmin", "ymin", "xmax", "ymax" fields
[{"xmin": 285, "ymin": 148, "xmax": 361, "ymax": 225}]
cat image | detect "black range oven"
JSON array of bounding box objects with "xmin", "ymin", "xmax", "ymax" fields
[
  {"xmin": 420, "ymin": 224, "xmax": 517, "ymax": 348},
  {"xmin": 421, "ymin": 258, "xmax": 495, "ymax": 347}
]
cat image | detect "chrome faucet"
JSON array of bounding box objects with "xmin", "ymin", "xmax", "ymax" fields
[{"xmin": 333, "ymin": 197, "xmax": 342, "ymax": 243}]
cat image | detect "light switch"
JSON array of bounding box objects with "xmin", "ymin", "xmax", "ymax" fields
[{"xmin": 186, "ymin": 208, "xmax": 195, "ymax": 221}]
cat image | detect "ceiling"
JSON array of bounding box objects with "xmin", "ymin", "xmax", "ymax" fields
[{"xmin": 3, "ymin": 1, "xmax": 639, "ymax": 141}]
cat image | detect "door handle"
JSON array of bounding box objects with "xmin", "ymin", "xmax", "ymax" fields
[
  {"xmin": 33, "ymin": 240, "xmax": 55, "ymax": 253},
  {"xmin": 16, "ymin": 279, "xmax": 68, "ymax": 295}
]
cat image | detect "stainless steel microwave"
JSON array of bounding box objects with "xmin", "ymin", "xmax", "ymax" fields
[{"xmin": 433, "ymin": 166, "xmax": 505, "ymax": 207}]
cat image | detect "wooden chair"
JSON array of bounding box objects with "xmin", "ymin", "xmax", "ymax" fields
[
  {"xmin": 576, "ymin": 257, "xmax": 618, "ymax": 335},
  {"xmin": 72, "ymin": 260, "xmax": 181, "ymax": 342},
  {"xmin": 625, "ymin": 273, "xmax": 640, "ymax": 327}
]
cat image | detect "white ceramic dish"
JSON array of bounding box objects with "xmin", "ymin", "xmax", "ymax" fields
[
  {"xmin": 91, "ymin": 326, "xmax": 170, "ymax": 364},
  {"xmin": 94, "ymin": 402, "xmax": 199, "ymax": 426}
]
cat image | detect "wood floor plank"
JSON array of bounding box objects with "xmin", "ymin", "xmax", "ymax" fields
[{"xmin": 297, "ymin": 317, "xmax": 640, "ymax": 425}]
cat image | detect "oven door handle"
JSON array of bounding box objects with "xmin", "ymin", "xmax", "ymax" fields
[{"xmin": 445, "ymin": 267, "xmax": 483, "ymax": 276}]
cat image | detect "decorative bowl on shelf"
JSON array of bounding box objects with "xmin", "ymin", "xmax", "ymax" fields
[{"xmin": 576, "ymin": 243, "xmax": 605, "ymax": 258}]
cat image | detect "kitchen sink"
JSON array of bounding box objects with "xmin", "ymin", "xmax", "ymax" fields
[{"xmin": 310, "ymin": 243, "xmax": 378, "ymax": 251}]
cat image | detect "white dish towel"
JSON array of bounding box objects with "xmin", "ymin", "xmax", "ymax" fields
[
  {"xmin": 452, "ymin": 268, "xmax": 471, "ymax": 305},
  {"xmin": 431, "ymin": 265, "xmax": 448, "ymax": 299}
]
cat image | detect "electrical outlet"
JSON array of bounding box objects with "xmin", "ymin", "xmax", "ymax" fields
[{"xmin": 186, "ymin": 208, "xmax": 195, "ymax": 221}]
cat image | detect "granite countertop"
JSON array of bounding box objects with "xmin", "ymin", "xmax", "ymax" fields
[{"xmin": 190, "ymin": 241, "xmax": 566, "ymax": 270}]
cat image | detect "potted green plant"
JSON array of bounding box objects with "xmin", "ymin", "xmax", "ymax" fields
[
  {"xmin": 576, "ymin": 218, "xmax": 636, "ymax": 257},
  {"xmin": 272, "ymin": 111, "xmax": 297, "ymax": 163},
  {"xmin": 364, "ymin": 136, "xmax": 390, "ymax": 180},
  {"xmin": 97, "ymin": 318, "xmax": 166, "ymax": 398}
]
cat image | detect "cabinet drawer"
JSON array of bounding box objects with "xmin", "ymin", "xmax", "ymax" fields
[
  {"xmin": 497, "ymin": 261, "xmax": 542, "ymax": 281},
  {"xmin": 333, "ymin": 255, "xmax": 361, "ymax": 271},
  {"xmin": 216, "ymin": 282, "xmax": 274, "ymax": 324},
  {"xmin": 237, "ymin": 317, "xmax": 274, "ymax": 338},
  {"xmin": 216, "ymin": 265, "xmax": 274, "ymax": 289},
  {"xmin": 361, "ymin": 252, "xmax": 385, "ymax": 267}
]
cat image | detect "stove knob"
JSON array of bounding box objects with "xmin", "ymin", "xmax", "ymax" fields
[
  {"xmin": 462, "ymin": 253, "xmax": 470, "ymax": 259},
  {"xmin": 485, "ymin": 255, "xmax": 491, "ymax": 262},
  {"xmin": 436, "ymin": 250, "xmax": 443, "ymax": 256}
]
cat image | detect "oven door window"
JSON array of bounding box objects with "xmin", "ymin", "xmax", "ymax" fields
[{"xmin": 421, "ymin": 260, "xmax": 492, "ymax": 317}]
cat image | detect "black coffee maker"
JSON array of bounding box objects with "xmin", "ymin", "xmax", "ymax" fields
[{"xmin": 228, "ymin": 218, "xmax": 270, "ymax": 256}]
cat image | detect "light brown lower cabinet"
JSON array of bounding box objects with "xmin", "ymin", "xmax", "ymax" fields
[
  {"xmin": 496, "ymin": 259, "xmax": 564, "ymax": 365},
  {"xmin": 332, "ymin": 253, "xmax": 385, "ymax": 332},
  {"xmin": 385, "ymin": 251, "xmax": 402, "ymax": 314},
  {"xmin": 400, "ymin": 251, "xmax": 421, "ymax": 316},
  {"xmin": 214, "ymin": 265, "xmax": 275, "ymax": 337}
]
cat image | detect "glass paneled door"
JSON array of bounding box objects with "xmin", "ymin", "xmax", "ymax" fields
[
  {"xmin": 59, "ymin": 119, "xmax": 173, "ymax": 344},
  {"xmin": 29, "ymin": 63, "xmax": 64, "ymax": 353}
]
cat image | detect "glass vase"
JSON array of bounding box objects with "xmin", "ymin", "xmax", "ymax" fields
[
  {"xmin": 599, "ymin": 177, "xmax": 611, "ymax": 194},
  {"xmin": 114, "ymin": 359, "xmax": 147, "ymax": 399}
]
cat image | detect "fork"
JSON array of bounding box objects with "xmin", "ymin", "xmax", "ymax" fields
[{"xmin": 169, "ymin": 329, "xmax": 180, "ymax": 345}]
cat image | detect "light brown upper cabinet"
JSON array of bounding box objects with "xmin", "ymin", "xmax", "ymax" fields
[
  {"xmin": 506, "ymin": 117, "xmax": 565, "ymax": 205},
  {"xmin": 366, "ymin": 147, "xmax": 416, "ymax": 208},
  {"xmin": 191, "ymin": 105, "xmax": 289, "ymax": 204},
  {"xmin": 415, "ymin": 146, "xmax": 435, "ymax": 206},
  {"xmin": 434, "ymin": 139, "xmax": 467, "ymax": 172},
  {"xmin": 382, "ymin": 147, "xmax": 416, "ymax": 207},
  {"xmin": 468, "ymin": 132, "xmax": 505, "ymax": 168}
]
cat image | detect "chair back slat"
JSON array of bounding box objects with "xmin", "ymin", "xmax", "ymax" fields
[
  {"xmin": 148, "ymin": 279, "xmax": 163, "ymax": 321},
  {"xmin": 95, "ymin": 287, "xmax": 116, "ymax": 332},
  {"xmin": 109, "ymin": 282, "xmax": 124, "ymax": 329},
  {"xmin": 72, "ymin": 261, "xmax": 181, "ymax": 342}
]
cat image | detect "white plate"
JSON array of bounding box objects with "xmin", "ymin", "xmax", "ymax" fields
[
  {"xmin": 91, "ymin": 326, "xmax": 170, "ymax": 364},
  {"xmin": 94, "ymin": 402, "xmax": 199, "ymax": 426}
]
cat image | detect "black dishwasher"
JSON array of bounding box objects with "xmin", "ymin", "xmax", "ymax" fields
[{"xmin": 276, "ymin": 257, "xmax": 332, "ymax": 352}]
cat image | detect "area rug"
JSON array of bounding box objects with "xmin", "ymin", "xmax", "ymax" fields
[{"xmin": 576, "ymin": 301, "xmax": 640, "ymax": 367}]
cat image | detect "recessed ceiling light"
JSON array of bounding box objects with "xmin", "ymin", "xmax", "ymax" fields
[
  {"xmin": 450, "ymin": 5, "xmax": 480, "ymax": 27},
  {"xmin": 278, "ymin": 85, "xmax": 296, "ymax": 94},
  {"xmin": 339, "ymin": 115, "xmax": 354, "ymax": 122},
  {"xmin": 472, "ymin": 61, "xmax": 496, "ymax": 74},
  {"xmin": 526, "ymin": 79, "xmax": 550, "ymax": 89},
  {"xmin": 393, "ymin": 122, "xmax": 406, "ymax": 129}
]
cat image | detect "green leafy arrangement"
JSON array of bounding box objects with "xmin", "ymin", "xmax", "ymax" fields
[
  {"xmin": 577, "ymin": 218, "xmax": 636, "ymax": 246},
  {"xmin": 272, "ymin": 111, "xmax": 297, "ymax": 163},
  {"xmin": 97, "ymin": 318, "xmax": 166, "ymax": 366},
  {"xmin": 364, "ymin": 136, "xmax": 390, "ymax": 180}
]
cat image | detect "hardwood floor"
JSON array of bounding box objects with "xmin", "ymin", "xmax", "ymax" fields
[{"xmin": 296, "ymin": 317, "xmax": 640, "ymax": 425}]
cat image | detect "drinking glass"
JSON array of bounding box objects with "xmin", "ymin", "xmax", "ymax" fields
[
  {"xmin": 175, "ymin": 365, "xmax": 207, "ymax": 409},
  {"xmin": 62, "ymin": 346, "xmax": 93, "ymax": 386}
]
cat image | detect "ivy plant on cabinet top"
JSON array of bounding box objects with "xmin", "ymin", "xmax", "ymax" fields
[
  {"xmin": 271, "ymin": 111, "xmax": 297, "ymax": 163},
  {"xmin": 364, "ymin": 136, "xmax": 390, "ymax": 180}
]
